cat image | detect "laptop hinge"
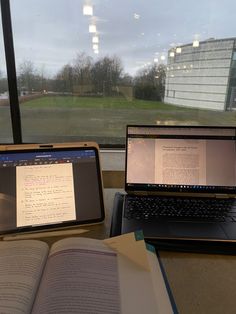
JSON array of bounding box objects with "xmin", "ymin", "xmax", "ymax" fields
[
  {"xmin": 128, "ymin": 191, "xmax": 148, "ymax": 196},
  {"xmin": 129, "ymin": 192, "xmax": 236, "ymax": 199},
  {"xmin": 215, "ymin": 194, "xmax": 230, "ymax": 199}
]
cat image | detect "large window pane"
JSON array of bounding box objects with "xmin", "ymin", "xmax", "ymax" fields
[
  {"xmin": 0, "ymin": 12, "xmax": 13, "ymax": 143},
  {"xmin": 10, "ymin": 0, "xmax": 236, "ymax": 145}
]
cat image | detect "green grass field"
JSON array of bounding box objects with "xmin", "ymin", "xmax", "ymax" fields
[
  {"xmin": 23, "ymin": 95, "xmax": 184, "ymax": 110},
  {"xmin": 1, "ymin": 95, "xmax": 236, "ymax": 144}
]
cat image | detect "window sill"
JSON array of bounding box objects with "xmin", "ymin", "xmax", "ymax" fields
[{"xmin": 100, "ymin": 150, "xmax": 125, "ymax": 188}]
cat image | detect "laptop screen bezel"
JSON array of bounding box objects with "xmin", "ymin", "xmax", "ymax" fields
[
  {"xmin": 125, "ymin": 125, "xmax": 236, "ymax": 195},
  {"xmin": 0, "ymin": 142, "xmax": 105, "ymax": 235}
]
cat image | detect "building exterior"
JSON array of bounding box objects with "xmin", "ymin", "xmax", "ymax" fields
[{"xmin": 164, "ymin": 38, "xmax": 236, "ymax": 111}]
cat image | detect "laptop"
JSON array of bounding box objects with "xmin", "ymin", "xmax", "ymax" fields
[
  {"xmin": 0, "ymin": 142, "xmax": 105, "ymax": 235},
  {"xmin": 113, "ymin": 125, "xmax": 236, "ymax": 244}
]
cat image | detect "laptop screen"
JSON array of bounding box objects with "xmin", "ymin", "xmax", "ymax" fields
[
  {"xmin": 126, "ymin": 125, "xmax": 236, "ymax": 194},
  {"xmin": 0, "ymin": 144, "xmax": 104, "ymax": 234}
]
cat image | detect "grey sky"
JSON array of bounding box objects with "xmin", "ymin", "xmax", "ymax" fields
[{"xmin": 0, "ymin": 0, "xmax": 236, "ymax": 77}]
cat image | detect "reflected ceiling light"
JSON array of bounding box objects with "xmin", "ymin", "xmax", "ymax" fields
[
  {"xmin": 176, "ymin": 47, "xmax": 182, "ymax": 53},
  {"xmin": 193, "ymin": 40, "xmax": 199, "ymax": 47},
  {"xmin": 93, "ymin": 44, "xmax": 99, "ymax": 50},
  {"xmin": 89, "ymin": 24, "xmax": 96, "ymax": 33},
  {"xmin": 155, "ymin": 76, "xmax": 159, "ymax": 79},
  {"xmin": 134, "ymin": 13, "xmax": 140, "ymax": 19},
  {"xmin": 94, "ymin": 50, "xmax": 99, "ymax": 54},
  {"xmin": 160, "ymin": 55, "xmax": 165, "ymax": 61},
  {"xmin": 154, "ymin": 58, "xmax": 159, "ymax": 63},
  {"xmin": 83, "ymin": 5, "xmax": 93, "ymax": 16},
  {"xmin": 92, "ymin": 35, "xmax": 99, "ymax": 43},
  {"xmin": 169, "ymin": 51, "xmax": 175, "ymax": 57}
]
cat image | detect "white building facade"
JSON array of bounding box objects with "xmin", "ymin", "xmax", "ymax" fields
[{"xmin": 164, "ymin": 38, "xmax": 236, "ymax": 111}]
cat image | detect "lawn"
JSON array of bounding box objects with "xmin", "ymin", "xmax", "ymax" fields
[
  {"xmin": 22, "ymin": 95, "xmax": 183, "ymax": 110},
  {"xmin": 1, "ymin": 95, "xmax": 235, "ymax": 144}
]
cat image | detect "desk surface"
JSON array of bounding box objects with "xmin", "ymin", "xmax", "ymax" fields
[
  {"xmin": 2, "ymin": 189, "xmax": 236, "ymax": 314},
  {"xmin": 93, "ymin": 189, "xmax": 236, "ymax": 314},
  {"xmin": 160, "ymin": 250, "xmax": 236, "ymax": 314}
]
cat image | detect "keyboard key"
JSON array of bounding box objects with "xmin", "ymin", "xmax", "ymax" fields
[{"xmin": 124, "ymin": 196, "xmax": 236, "ymax": 222}]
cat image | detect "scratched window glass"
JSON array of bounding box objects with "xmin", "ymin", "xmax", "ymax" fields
[{"xmin": 7, "ymin": 0, "xmax": 236, "ymax": 145}]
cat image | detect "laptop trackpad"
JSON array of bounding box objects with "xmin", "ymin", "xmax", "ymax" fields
[{"xmin": 169, "ymin": 222, "xmax": 226, "ymax": 239}]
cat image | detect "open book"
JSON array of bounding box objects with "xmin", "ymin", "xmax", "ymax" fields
[{"xmin": 0, "ymin": 233, "xmax": 175, "ymax": 314}]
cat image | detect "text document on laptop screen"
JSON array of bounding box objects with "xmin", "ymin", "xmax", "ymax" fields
[{"xmin": 126, "ymin": 126, "xmax": 236, "ymax": 193}]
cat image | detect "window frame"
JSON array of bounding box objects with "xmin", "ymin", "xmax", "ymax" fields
[{"xmin": 0, "ymin": 0, "xmax": 22, "ymax": 144}]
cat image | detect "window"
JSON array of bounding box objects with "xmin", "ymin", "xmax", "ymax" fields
[
  {"xmin": 0, "ymin": 10, "xmax": 13, "ymax": 143},
  {"xmin": 1, "ymin": 0, "xmax": 236, "ymax": 146}
]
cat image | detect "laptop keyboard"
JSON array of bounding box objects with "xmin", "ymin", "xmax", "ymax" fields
[{"xmin": 124, "ymin": 195, "xmax": 236, "ymax": 222}]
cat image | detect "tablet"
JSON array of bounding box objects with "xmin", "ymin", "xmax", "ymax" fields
[{"xmin": 0, "ymin": 142, "xmax": 105, "ymax": 235}]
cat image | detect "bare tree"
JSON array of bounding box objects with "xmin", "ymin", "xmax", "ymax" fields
[
  {"xmin": 53, "ymin": 54, "xmax": 124, "ymax": 96},
  {"xmin": 134, "ymin": 63, "xmax": 166, "ymax": 101},
  {"xmin": 91, "ymin": 56, "xmax": 123, "ymax": 95},
  {"xmin": 18, "ymin": 60, "xmax": 38, "ymax": 93},
  {"xmin": 0, "ymin": 69, "xmax": 8, "ymax": 94},
  {"xmin": 73, "ymin": 52, "xmax": 93, "ymax": 86},
  {"xmin": 55, "ymin": 64, "xmax": 74, "ymax": 93}
]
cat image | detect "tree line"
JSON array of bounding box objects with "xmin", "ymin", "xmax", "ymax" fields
[{"xmin": 0, "ymin": 53, "xmax": 166, "ymax": 101}]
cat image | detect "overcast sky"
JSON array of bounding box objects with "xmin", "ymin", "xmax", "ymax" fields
[{"xmin": 0, "ymin": 0, "xmax": 236, "ymax": 77}]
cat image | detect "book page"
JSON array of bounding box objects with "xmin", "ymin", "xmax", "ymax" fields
[
  {"xmin": 32, "ymin": 237, "xmax": 172, "ymax": 314},
  {"xmin": 0, "ymin": 240, "xmax": 48, "ymax": 314},
  {"xmin": 104, "ymin": 233, "xmax": 173, "ymax": 313},
  {"xmin": 155, "ymin": 139, "xmax": 206, "ymax": 185},
  {"xmin": 16, "ymin": 163, "xmax": 76, "ymax": 227},
  {"xmin": 147, "ymin": 251, "xmax": 174, "ymax": 314},
  {"xmin": 32, "ymin": 238, "xmax": 121, "ymax": 314},
  {"xmin": 118, "ymin": 250, "xmax": 172, "ymax": 314}
]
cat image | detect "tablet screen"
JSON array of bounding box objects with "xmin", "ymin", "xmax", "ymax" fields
[{"xmin": 0, "ymin": 146, "xmax": 104, "ymax": 234}]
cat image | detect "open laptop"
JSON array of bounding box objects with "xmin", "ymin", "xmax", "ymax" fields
[
  {"xmin": 0, "ymin": 142, "xmax": 105, "ymax": 236},
  {"xmin": 114, "ymin": 125, "xmax": 236, "ymax": 244}
]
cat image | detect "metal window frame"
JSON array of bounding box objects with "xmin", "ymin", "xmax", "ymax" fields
[
  {"xmin": 0, "ymin": 1, "xmax": 124, "ymax": 148},
  {"xmin": 0, "ymin": 0, "xmax": 22, "ymax": 144}
]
